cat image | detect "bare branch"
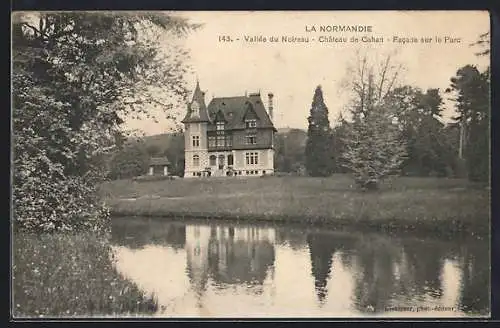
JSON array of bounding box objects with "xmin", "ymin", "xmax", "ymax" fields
[
  {"xmin": 378, "ymin": 55, "xmax": 391, "ymax": 100},
  {"xmin": 22, "ymin": 23, "xmax": 42, "ymax": 37},
  {"xmin": 382, "ymin": 63, "xmax": 403, "ymax": 100}
]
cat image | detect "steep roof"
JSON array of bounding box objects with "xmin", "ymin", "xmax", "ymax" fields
[
  {"xmin": 207, "ymin": 93, "xmax": 274, "ymax": 130},
  {"xmin": 181, "ymin": 80, "xmax": 211, "ymax": 123}
]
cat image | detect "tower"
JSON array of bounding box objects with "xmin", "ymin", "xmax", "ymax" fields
[{"xmin": 182, "ymin": 80, "xmax": 211, "ymax": 178}]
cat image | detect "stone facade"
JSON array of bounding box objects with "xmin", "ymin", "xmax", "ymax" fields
[{"xmin": 182, "ymin": 81, "xmax": 276, "ymax": 178}]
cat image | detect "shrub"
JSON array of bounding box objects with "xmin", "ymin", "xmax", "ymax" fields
[{"xmin": 12, "ymin": 232, "xmax": 158, "ymax": 317}]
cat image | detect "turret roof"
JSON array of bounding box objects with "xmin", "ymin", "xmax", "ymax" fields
[{"xmin": 181, "ymin": 80, "xmax": 211, "ymax": 123}]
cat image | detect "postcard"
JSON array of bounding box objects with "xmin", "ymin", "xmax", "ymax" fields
[{"xmin": 11, "ymin": 10, "xmax": 490, "ymax": 319}]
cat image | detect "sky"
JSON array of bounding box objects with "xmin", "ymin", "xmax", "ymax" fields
[{"xmin": 125, "ymin": 11, "xmax": 490, "ymax": 135}]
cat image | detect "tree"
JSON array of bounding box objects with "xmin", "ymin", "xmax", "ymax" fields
[
  {"xmin": 305, "ymin": 86, "xmax": 333, "ymax": 177},
  {"xmin": 471, "ymin": 31, "xmax": 490, "ymax": 57},
  {"xmin": 146, "ymin": 144, "xmax": 162, "ymax": 156},
  {"xmin": 340, "ymin": 54, "xmax": 407, "ymax": 189},
  {"xmin": 163, "ymin": 132, "xmax": 185, "ymax": 177},
  {"xmin": 274, "ymin": 129, "xmax": 307, "ymax": 173},
  {"xmin": 330, "ymin": 113, "xmax": 350, "ymax": 173},
  {"xmin": 386, "ymin": 86, "xmax": 456, "ymax": 177},
  {"xmin": 342, "ymin": 104, "xmax": 407, "ymax": 189},
  {"xmin": 108, "ymin": 141, "xmax": 150, "ymax": 180},
  {"xmin": 12, "ymin": 12, "xmax": 197, "ymax": 232},
  {"xmin": 448, "ymin": 65, "xmax": 490, "ymax": 182}
]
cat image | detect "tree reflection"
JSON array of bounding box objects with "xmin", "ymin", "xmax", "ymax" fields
[
  {"xmin": 111, "ymin": 218, "xmax": 490, "ymax": 316},
  {"xmin": 306, "ymin": 231, "xmax": 355, "ymax": 305},
  {"xmin": 400, "ymin": 239, "xmax": 446, "ymax": 299},
  {"xmin": 111, "ymin": 218, "xmax": 186, "ymax": 250},
  {"xmin": 458, "ymin": 241, "xmax": 490, "ymax": 315},
  {"xmin": 351, "ymin": 235, "xmax": 401, "ymax": 313},
  {"xmin": 276, "ymin": 228, "xmax": 308, "ymax": 250}
]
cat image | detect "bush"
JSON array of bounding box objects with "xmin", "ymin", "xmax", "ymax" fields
[
  {"xmin": 13, "ymin": 232, "xmax": 158, "ymax": 317},
  {"xmin": 108, "ymin": 143, "xmax": 150, "ymax": 180},
  {"xmin": 13, "ymin": 152, "xmax": 111, "ymax": 233}
]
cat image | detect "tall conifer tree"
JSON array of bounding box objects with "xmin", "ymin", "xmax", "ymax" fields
[{"xmin": 305, "ymin": 86, "xmax": 333, "ymax": 177}]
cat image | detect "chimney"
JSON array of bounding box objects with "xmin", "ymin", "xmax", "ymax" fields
[{"xmin": 267, "ymin": 92, "xmax": 274, "ymax": 121}]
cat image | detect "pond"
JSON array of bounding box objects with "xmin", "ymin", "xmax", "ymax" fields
[{"xmin": 110, "ymin": 217, "xmax": 490, "ymax": 318}]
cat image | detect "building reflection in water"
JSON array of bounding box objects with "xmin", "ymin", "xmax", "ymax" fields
[
  {"xmin": 110, "ymin": 217, "xmax": 490, "ymax": 317},
  {"xmin": 185, "ymin": 224, "xmax": 276, "ymax": 308}
]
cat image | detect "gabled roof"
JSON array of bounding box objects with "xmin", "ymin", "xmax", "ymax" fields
[
  {"xmin": 207, "ymin": 93, "xmax": 274, "ymax": 130},
  {"xmin": 149, "ymin": 157, "xmax": 170, "ymax": 166}
]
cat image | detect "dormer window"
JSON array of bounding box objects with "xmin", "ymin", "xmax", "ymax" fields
[
  {"xmin": 191, "ymin": 101, "xmax": 200, "ymax": 117},
  {"xmin": 216, "ymin": 122, "xmax": 225, "ymax": 131},
  {"xmin": 245, "ymin": 119, "xmax": 257, "ymax": 128}
]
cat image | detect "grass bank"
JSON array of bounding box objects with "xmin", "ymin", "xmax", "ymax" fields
[
  {"xmin": 12, "ymin": 232, "xmax": 158, "ymax": 318},
  {"xmin": 101, "ymin": 175, "xmax": 490, "ymax": 236}
]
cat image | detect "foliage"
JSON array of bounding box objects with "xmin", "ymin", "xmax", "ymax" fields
[
  {"xmin": 342, "ymin": 104, "xmax": 407, "ymax": 189},
  {"xmin": 108, "ymin": 140, "xmax": 150, "ymax": 180},
  {"xmin": 162, "ymin": 132, "xmax": 185, "ymax": 177},
  {"xmin": 13, "ymin": 232, "xmax": 158, "ymax": 317},
  {"xmin": 330, "ymin": 114, "xmax": 350, "ymax": 173},
  {"xmin": 305, "ymin": 86, "xmax": 333, "ymax": 177},
  {"xmin": 448, "ymin": 65, "xmax": 490, "ymax": 182},
  {"xmin": 12, "ymin": 78, "xmax": 111, "ymax": 233},
  {"xmin": 471, "ymin": 31, "xmax": 490, "ymax": 57},
  {"xmin": 341, "ymin": 54, "xmax": 407, "ymax": 189},
  {"xmin": 12, "ymin": 12, "xmax": 196, "ymax": 232},
  {"xmin": 145, "ymin": 144, "xmax": 162, "ymax": 156},
  {"xmin": 386, "ymin": 86, "xmax": 457, "ymax": 177},
  {"xmin": 274, "ymin": 128, "xmax": 307, "ymax": 173}
]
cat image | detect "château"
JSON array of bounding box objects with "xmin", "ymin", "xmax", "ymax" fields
[{"xmin": 182, "ymin": 80, "xmax": 276, "ymax": 178}]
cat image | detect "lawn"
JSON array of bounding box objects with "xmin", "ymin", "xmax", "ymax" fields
[
  {"xmin": 100, "ymin": 174, "xmax": 490, "ymax": 236},
  {"xmin": 12, "ymin": 232, "xmax": 158, "ymax": 318}
]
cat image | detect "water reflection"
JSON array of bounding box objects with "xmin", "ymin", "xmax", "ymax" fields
[
  {"xmin": 111, "ymin": 217, "xmax": 489, "ymax": 317},
  {"xmin": 184, "ymin": 225, "xmax": 275, "ymax": 307}
]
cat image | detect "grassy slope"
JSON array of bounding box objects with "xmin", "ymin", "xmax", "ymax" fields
[
  {"xmin": 12, "ymin": 233, "xmax": 158, "ymax": 318},
  {"xmin": 100, "ymin": 175, "xmax": 490, "ymax": 235}
]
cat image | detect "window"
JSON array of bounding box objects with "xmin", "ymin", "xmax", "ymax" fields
[
  {"xmin": 208, "ymin": 136, "xmax": 216, "ymax": 148},
  {"xmin": 245, "ymin": 134, "xmax": 257, "ymax": 145},
  {"xmin": 245, "ymin": 119, "xmax": 257, "ymax": 128},
  {"xmin": 245, "ymin": 152, "xmax": 259, "ymax": 165},
  {"xmin": 216, "ymin": 122, "xmax": 225, "ymax": 131},
  {"xmin": 192, "ymin": 136, "xmax": 200, "ymax": 147},
  {"xmin": 226, "ymin": 136, "xmax": 232, "ymax": 147},
  {"xmin": 191, "ymin": 101, "xmax": 200, "ymax": 117},
  {"xmin": 193, "ymin": 155, "xmax": 200, "ymax": 167},
  {"xmin": 228, "ymin": 154, "xmax": 234, "ymax": 166},
  {"xmin": 216, "ymin": 136, "xmax": 225, "ymax": 147},
  {"xmin": 209, "ymin": 155, "xmax": 216, "ymax": 166}
]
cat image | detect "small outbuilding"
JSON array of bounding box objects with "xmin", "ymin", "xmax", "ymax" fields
[{"xmin": 148, "ymin": 157, "xmax": 171, "ymax": 176}]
